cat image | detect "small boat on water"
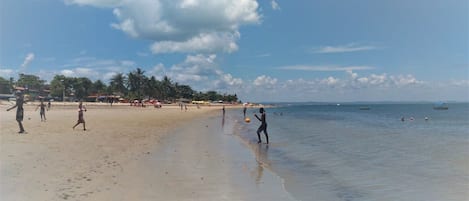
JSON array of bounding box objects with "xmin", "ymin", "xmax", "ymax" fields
[{"xmin": 433, "ymin": 102, "xmax": 449, "ymax": 110}]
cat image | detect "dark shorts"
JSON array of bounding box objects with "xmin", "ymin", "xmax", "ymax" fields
[
  {"xmin": 16, "ymin": 109, "xmax": 24, "ymax": 121},
  {"xmin": 257, "ymin": 123, "xmax": 267, "ymax": 133}
]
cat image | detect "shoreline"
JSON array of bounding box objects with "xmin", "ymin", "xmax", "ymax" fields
[{"xmin": 139, "ymin": 113, "xmax": 295, "ymax": 200}]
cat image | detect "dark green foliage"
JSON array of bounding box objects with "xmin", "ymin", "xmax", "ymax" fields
[
  {"xmin": 0, "ymin": 77, "xmax": 12, "ymax": 94},
  {"xmin": 8, "ymin": 68, "xmax": 237, "ymax": 102}
]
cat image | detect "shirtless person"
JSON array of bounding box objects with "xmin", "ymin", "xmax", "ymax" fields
[
  {"xmin": 72, "ymin": 101, "xmax": 87, "ymax": 131},
  {"xmin": 36, "ymin": 99, "xmax": 47, "ymax": 121},
  {"xmin": 254, "ymin": 107, "xmax": 269, "ymax": 144}
]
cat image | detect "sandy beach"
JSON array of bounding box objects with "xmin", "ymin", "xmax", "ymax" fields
[{"xmin": 0, "ymin": 102, "xmax": 292, "ymax": 201}]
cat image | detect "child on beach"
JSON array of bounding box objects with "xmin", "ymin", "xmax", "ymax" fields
[
  {"xmin": 6, "ymin": 91, "xmax": 26, "ymax": 134},
  {"xmin": 72, "ymin": 101, "xmax": 87, "ymax": 131},
  {"xmin": 35, "ymin": 99, "xmax": 47, "ymax": 121},
  {"xmin": 254, "ymin": 107, "xmax": 269, "ymax": 144}
]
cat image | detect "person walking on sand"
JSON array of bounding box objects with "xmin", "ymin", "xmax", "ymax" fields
[
  {"xmin": 47, "ymin": 99, "xmax": 51, "ymax": 111},
  {"xmin": 73, "ymin": 101, "xmax": 87, "ymax": 131},
  {"xmin": 254, "ymin": 107, "xmax": 269, "ymax": 144},
  {"xmin": 6, "ymin": 91, "xmax": 26, "ymax": 134},
  {"xmin": 35, "ymin": 99, "xmax": 47, "ymax": 121}
]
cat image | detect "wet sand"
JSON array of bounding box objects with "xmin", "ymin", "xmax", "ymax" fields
[{"xmin": 0, "ymin": 102, "xmax": 292, "ymax": 200}]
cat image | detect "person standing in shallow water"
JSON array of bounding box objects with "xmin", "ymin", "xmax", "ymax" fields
[
  {"xmin": 73, "ymin": 101, "xmax": 87, "ymax": 131},
  {"xmin": 254, "ymin": 107, "xmax": 269, "ymax": 144},
  {"xmin": 6, "ymin": 91, "xmax": 26, "ymax": 134},
  {"xmin": 243, "ymin": 106, "xmax": 247, "ymax": 118},
  {"xmin": 36, "ymin": 99, "xmax": 47, "ymax": 121}
]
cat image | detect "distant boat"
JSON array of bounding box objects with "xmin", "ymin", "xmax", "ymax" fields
[
  {"xmin": 359, "ymin": 106, "xmax": 370, "ymax": 110},
  {"xmin": 433, "ymin": 102, "xmax": 449, "ymax": 110}
]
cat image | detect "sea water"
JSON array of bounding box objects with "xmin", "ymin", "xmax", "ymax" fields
[{"xmin": 229, "ymin": 103, "xmax": 469, "ymax": 201}]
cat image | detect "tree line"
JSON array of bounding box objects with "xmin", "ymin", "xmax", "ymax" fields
[{"xmin": 0, "ymin": 68, "xmax": 239, "ymax": 103}]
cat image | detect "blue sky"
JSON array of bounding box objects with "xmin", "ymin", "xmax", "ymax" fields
[{"xmin": 1, "ymin": 0, "xmax": 468, "ymax": 102}]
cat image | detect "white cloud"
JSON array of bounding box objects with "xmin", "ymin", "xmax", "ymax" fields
[
  {"xmin": 76, "ymin": 67, "xmax": 98, "ymax": 76},
  {"xmin": 21, "ymin": 53, "xmax": 35, "ymax": 70},
  {"xmin": 219, "ymin": 73, "xmax": 243, "ymax": 86},
  {"xmin": 148, "ymin": 63, "xmax": 166, "ymax": 80},
  {"xmin": 67, "ymin": 0, "xmax": 261, "ymax": 54},
  {"xmin": 450, "ymin": 79, "xmax": 469, "ymax": 86},
  {"xmin": 64, "ymin": 0, "xmax": 122, "ymax": 8},
  {"xmin": 346, "ymin": 70, "xmax": 358, "ymax": 79},
  {"xmin": 0, "ymin": 68, "xmax": 15, "ymax": 78},
  {"xmin": 58, "ymin": 57, "xmax": 137, "ymax": 82},
  {"xmin": 62, "ymin": 57, "xmax": 135, "ymax": 72},
  {"xmin": 357, "ymin": 77, "xmax": 369, "ymax": 84},
  {"xmin": 150, "ymin": 32, "xmax": 239, "ymax": 54},
  {"xmin": 271, "ymin": 0, "xmax": 280, "ymax": 10},
  {"xmin": 236, "ymin": 70, "xmax": 437, "ymax": 102},
  {"xmin": 103, "ymin": 71, "xmax": 118, "ymax": 81},
  {"xmin": 279, "ymin": 65, "xmax": 375, "ymax": 71},
  {"xmin": 60, "ymin": 67, "xmax": 100, "ymax": 78},
  {"xmin": 253, "ymin": 75, "xmax": 277, "ymax": 86},
  {"xmin": 146, "ymin": 54, "xmax": 243, "ymax": 91},
  {"xmin": 321, "ymin": 76, "xmax": 339, "ymax": 86},
  {"xmin": 60, "ymin": 69, "xmax": 75, "ymax": 77},
  {"xmin": 313, "ymin": 43, "xmax": 379, "ymax": 54},
  {"xmin": 390, "ymin": 74, "xmax": 423, "ymax": 86},
  {"xmin": 368, "ymin": 73, "xmax": 387, "ymax": 85}
]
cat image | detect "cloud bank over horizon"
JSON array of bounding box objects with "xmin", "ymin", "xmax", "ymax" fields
[{"xmin": 1, "ymin": 54, "xmax": 467, "ymax": 102}]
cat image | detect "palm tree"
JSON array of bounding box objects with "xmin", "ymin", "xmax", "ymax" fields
[
  {"xmin": 127, "ymin": 68, "xmax": 146, "ymax": 100},
  {"xmin": 91, "ymin": 80, "xmax": 107, "ymax": 95},
  {"xmin": 161, "ymin": 76, "xmax": 175, "ymax": 101},
  {"xmin": 110, "ymin": 73, "xmax": 127, "ymax": 96},
  {"xmin": 146, "ymin": 76, "xmax": 161, "ymax": 99}
]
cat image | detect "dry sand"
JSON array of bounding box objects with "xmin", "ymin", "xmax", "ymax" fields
[{"xmin": 0, "ymin": 102, "xmax": 293, "ymax": 201}]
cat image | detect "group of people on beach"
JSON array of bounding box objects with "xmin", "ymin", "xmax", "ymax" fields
[
  {"xmin": 6, "ymin": 91, "xmax": 87, "ymax": 134},
  {"xmin": 7, "ymin": 91, "xmax": 268, "ymax": 144}
]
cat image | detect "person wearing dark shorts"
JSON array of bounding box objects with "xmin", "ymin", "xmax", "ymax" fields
[
  {"xmin": 7, "ymin": 91, "xmax": 26, "ymax": 134},
  {"xmin": 254, "ymin": 107, "xmax": 269, "ymax": 144}
]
